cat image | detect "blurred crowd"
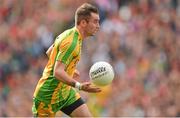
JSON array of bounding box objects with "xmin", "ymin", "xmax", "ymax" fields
[{"xmin": 0, "ymin": 0, "xmax": 180, "ymax": 117}]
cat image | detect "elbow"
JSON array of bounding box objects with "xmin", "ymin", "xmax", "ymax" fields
[
  {"xmin": 54, "ymin": 68, "xmax": 64, "ymax": 80},
  {"xmin": 54, "ymin": 69, "xmax": 59, "ymax": 78},
  {"xmin": 53, "ymin": 61, "xmax": 66, "ymax": 81}
]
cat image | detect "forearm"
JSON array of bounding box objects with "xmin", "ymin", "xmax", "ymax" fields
[
  {"xmin": 54, "ymin": 69, "xmax": 77, "ymax": 87},
  {"xmin": 54, "ymin": 62, "xmax": 101, "ymax": 92},
  {"xmin": 53, "ymin": 61, "xmax": 83, "ymax": 90}
]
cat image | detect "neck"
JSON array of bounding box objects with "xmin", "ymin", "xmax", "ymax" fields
[{"xmin": 76, "ymin": 25, "xmax": 87, "ymax": 39}]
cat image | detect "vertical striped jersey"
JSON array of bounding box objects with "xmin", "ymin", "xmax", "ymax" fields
[{"xmin": 33, "ymin": 27, "xmax": 82, "ymax": 104}]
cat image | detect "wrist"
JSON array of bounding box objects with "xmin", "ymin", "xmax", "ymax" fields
[{"xmin": 75, "ymin": 81, "xmax": 82, "ymax": 90}]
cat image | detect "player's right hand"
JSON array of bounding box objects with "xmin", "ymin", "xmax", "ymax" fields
[{"xmin": 81, "ymin": 82, "xmax": 101, "ymax": 93}]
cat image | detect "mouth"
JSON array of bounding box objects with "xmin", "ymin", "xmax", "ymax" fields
[
  {"xmin": 96, "ymin": 28, "xmax": 100, "ymax": 32},
  {"xmin": 95, "ymin": 29, "xmax": 99, "ymax": 33}
]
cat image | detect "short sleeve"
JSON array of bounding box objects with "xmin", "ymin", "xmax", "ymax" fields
[{"xmin": 56, "ymin": 39, "xmax": 77, "ymax": 66}]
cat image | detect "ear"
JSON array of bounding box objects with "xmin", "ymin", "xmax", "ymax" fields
[{"xmin": 80, "ymin": 19, "xmax": 87, "ymax": 27}]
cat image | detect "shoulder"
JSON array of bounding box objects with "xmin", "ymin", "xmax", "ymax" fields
[
  {"xmin": 56, "ymin": 28, "xmax": 78, "ymax": 42},
  {"xmin": 55, "ymin": 28, "xmax": 79, "ymax": 49}
]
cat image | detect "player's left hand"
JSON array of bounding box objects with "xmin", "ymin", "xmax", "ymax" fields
[{"xmin": 81, "ymin": 82, "xmax": 101, "ymax": 93}]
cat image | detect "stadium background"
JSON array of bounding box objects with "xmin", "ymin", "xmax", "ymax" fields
[{"xmin": 0, "ymin": 0, "xmax": 180, "ymax": 117}]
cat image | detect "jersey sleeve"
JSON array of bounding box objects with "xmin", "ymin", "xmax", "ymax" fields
[{"xmin": 56, "ymin": 40, "xmax": 76, "ymax": 66}]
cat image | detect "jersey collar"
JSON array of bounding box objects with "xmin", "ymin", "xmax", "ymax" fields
[{"xmin": 74, "ymin": 27, "xmax": 83, "ymax": 40}]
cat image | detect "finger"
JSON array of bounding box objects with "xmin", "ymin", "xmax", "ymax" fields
[
  {"xmin": 88, "ymin": 88, "xmax": 102, "ymax": 93},
  {"xmin": 83, "ymin": 82, "xmax": 91, "ymax": 86},
  {"xmin": 89, "ymin": 89, "xmax": 101, "ymax": 93},
  {"xmin": 81, "ymin": 82, "xmax": 91, "ymax": 90}
]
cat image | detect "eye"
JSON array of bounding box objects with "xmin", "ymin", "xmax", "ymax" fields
[{"xmin": 94, "ymin": 19, "xmax": 99, "ymax": 24}]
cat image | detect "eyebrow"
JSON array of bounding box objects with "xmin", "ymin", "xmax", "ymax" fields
[{"xmin": 95, "ymin": 19, "xmax": 100, "ymax": 21}]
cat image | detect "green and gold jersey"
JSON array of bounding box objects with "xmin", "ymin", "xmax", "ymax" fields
[{"xmin": 33, "ymin": 27, "xmax": 82, "ymax": 104}]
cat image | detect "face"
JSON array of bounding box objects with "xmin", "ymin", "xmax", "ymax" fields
[{"xmin": 85, "ymin": 12, "xmax": 100, "ymax": 36}]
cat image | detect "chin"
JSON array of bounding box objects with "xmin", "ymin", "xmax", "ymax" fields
[
  {"xmin": 92, "ymin": 32, "xmax": 97, "ymax": 35},
  {"xmin": 88, "ymin": 33, "xmax": 95, "ymax": 36},
  {"xmin": 88, "ymin": 31, "xmax": 97, "ymax": 36}
]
